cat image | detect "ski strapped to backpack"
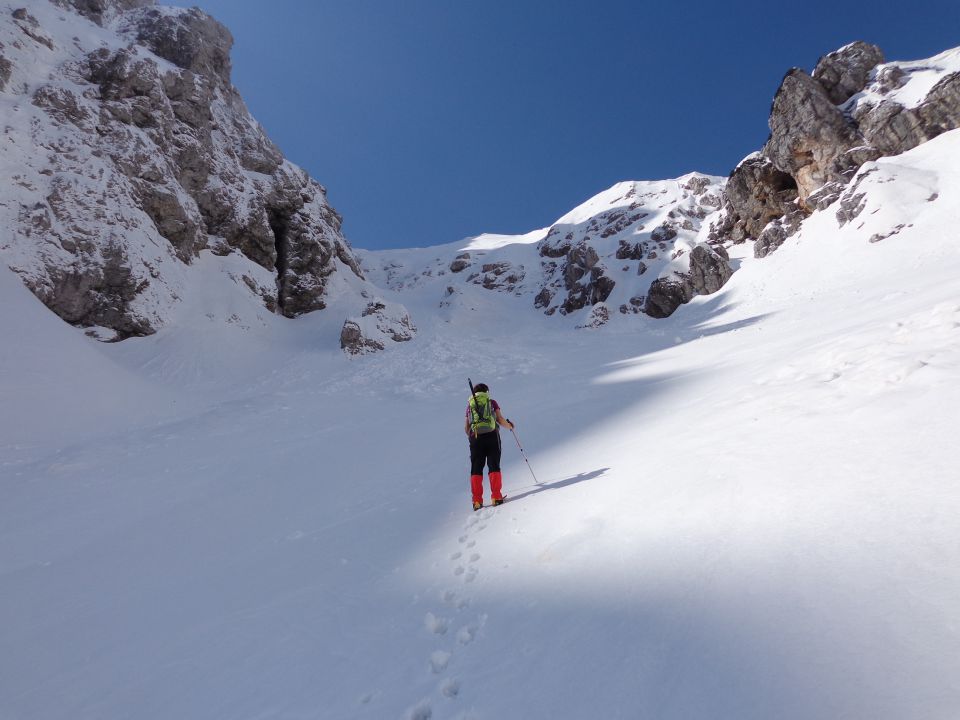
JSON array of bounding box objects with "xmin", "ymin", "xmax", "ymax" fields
[{"xmin": 467, "ymin": 378, "xmax": 497, "ymax": 435}]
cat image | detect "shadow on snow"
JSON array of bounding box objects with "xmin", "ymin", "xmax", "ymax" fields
[{"xmin": 506, "ymin": 467, "xmax": 610, "ymax": 503}]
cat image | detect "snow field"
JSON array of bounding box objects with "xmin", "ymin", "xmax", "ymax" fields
[{"xmin": 3, "ymin": 134, "xmax": 960, "ymax": 719}]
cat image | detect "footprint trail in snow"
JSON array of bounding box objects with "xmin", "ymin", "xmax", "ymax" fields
[{"xmin": 405, "ymin": 506, "xmax": 498, "ymax": 719}]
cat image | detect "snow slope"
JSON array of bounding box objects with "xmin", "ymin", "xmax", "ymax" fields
[
  {"xmin": 849, "ymin": 45, "xmax": 960, "ymax": 110},
  {"xmin": 3, "ymin": 125, "xmax": 960, "ymax": 720}
]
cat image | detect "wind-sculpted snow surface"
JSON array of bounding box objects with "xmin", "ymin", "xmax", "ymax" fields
[
  {"xmin": 0, "ymin": 0, "xmax": 364, "ymax": 340},
  {"xmin": 3, "ymin": 129, "xmax": 960, "ymax": 720}
]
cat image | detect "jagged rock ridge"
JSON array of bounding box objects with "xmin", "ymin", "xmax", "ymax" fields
[
  {"xmin": 711, "ymin": 41, "xmax": 960, "ymax": 258},
  {"xmin": 358, "ymin": 173, "xmax": 733, "ymax": 327}
]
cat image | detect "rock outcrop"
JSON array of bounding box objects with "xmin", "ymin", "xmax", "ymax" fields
[
  {"xmin": 1, "ymin": 1, "xmax": 363, "ymax": 339},
  {"xmin": 813, "ymin": 41, "xmax": 885, "ymax": 105},
  {"xmin": 763, "ymin": 67, "xmax": 868, "ymax": 203},
  {"xmin": 711, "ymin": 42, "xmax": 960, "ymax": 259},
  {"xmin": 340, "ymin": 298, "xmax": 416, "ymax": 355},
  {"xmin": 853, "ymin": 71, "xmax": 960, "ymax": 156},
  {"xmin": 467, "ymin": 261, "xmax": 525, "ymax": 292},
  {"xmin": 716, "ymin": 154, "xmax": 798, "ymax": 243},
  {"xmin": 645, "ymin": 243, "xmax": 733, "ymax": 318},
  {"xmin": 532, "ymin": 175, "xmax": 731, "ymax": 320},
  {"xmin": 54, "ymin": 0, "xmax": 153, "ymax": 26}
]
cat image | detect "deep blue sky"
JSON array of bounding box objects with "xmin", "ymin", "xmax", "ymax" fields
[{"xmin": 171, "ymin": 0, "xmax": 960, "ymax": 250}]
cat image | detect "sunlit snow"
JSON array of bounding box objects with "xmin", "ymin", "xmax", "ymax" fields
[{"xmin": 3, "ymin": 127, "xmax": 960, "ymax": 718}]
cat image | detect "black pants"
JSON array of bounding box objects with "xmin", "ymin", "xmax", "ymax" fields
[{"xmin": 469, "ymin": 431, "xmax": 501, "ymax": 475}]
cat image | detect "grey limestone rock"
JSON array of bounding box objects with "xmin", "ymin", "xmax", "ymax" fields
[
  {"xmin": 875, "ymin": 65, "xmax": 908, "ymax": 95},
  {"xmin": 129, "ymin": 7, "xmax": 233, "ymax": 84},
  {"xmin": 813, "ymin": 41, "xmax": 884, "ymax": 105},
  {"xmin": 0, "ymin": 53, "xmax": 11, "ymax": 91},
  {"xmin": 135, "ymin": 182, "xmax": 206, "ymax": 259},
  {"xmin": 449, "ymin": 253, "xmax": 471, "ymax": 273},
  {"xmin": 643, "ymin": 243, "xmax": 733, "ymax": 318},
  {"xmin": 339, "ymin": 320, "xmax": 379, "ymax": 354},
  {"xmin": 537, "ymin": 226, "xmax": 576, "ymax": 258},
  {"xmin": 644, "ymin": 279, "xmax": 691, "ymax": 319},
  {"xmin": 533, "ymin": 287, "xmax": 552, "ymax": 309},
  {"xmin": 547, "ymin": 243, "xmax": 615, "ymax": 314},
  {"xmin": 682, "ymin": 175, "xmax": 712, "ymax": 195},
  {"xmin": 563, "ymin": 244, "xmax": 598, "ymax": 288},
  {"xmin": 31, "ymin": 84, "xmax": 97, "ymax": 128},
  {"xmin": 650, "ymin": 222, "xmax": 678, "ymax": 244},
  {"xmin": 54, "ymin": 0, "xmax": 155, "ymax": 27},
  {"xmin": 764, "ymin": 68, "xmax": 863, "ymax": 203},
  {"xmin": 686, "ymin": 243, "xmax": 733, "ymax": 294},
  {"xmin": 806, "ymin": 180, "xmax": 847, "ymax": 211},
  {"xmin": 576, "ymin": 303, "xmax": 610, "ymax": 329},
  {"xmin": 12, "ymin": 8, "xmax": 54, "ymax": 49},
  {"xmin": 16, "ymin": 238, "xmax": 154, "ymax": 339},
  {"xmin": 5, "ymin": 1, "xmax": 363, "ymax": 338},
  {"xmin": 855, "ymin": 72, "xmax": 960, "ymax": 156},
  {"xmin": 723, "ymin": 154, "xmax": 798, "ymax": 240},
  {"xmin": 590, "ymin": 271, "xmax": 616, "ymax": 304},
  {"xmin": 473, "ymin": 262, "xmax": 524, "ymax": 291},
  {"xmin": 615, "ymin": 239, "xmax": 645, "ymax": 260},
  {"xmin": 753, "ymin": 207, "xmax": 806, "ymax": 258},
  {"xmin": 340, "ymin": 300, "xmax": 416, "ymax": 355},
  {"xmin": 713, "ymin": 41, "xmax": 960, "ymax": 258}
]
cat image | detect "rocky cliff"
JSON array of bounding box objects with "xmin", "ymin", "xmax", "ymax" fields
[
  {"xmin": 710, "ymin": 42, "xmax": 960, "ymax": 258},
  {"xmin": 0, "ymin": 0, "xmax": 365, "ymax": 340},
  {"xmin": 4, "ymin": 4, "xmax": 958, "ymax": 345}
]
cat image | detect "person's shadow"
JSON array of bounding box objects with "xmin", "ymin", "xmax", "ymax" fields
[{"xmin": 507, "ymin": 467, "xmax": 609, "ymax": 503}]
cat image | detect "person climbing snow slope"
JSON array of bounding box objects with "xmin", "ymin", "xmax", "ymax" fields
[{"xmin": 465, "ymin": 382, "xmax": 514, "ymax": 510}]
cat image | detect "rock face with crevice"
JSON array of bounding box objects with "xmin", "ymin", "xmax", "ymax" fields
[
  {"xmin": 1, "ymin": 0, "xmax": 362, "ymax": 339},
  {"xmin": 711, "ymin": 42, "xmax": 960, "ymax": 258}
]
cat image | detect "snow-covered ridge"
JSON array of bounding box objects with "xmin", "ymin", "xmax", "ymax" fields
[
  {"xmin": 848, "ymin": 45, "xmax": 960, "ymax": 111},
  {"xmin": 358, "ymin": 172, "xmax": 730, "ymax": 329}
]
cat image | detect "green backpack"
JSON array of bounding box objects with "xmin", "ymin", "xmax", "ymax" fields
[{"xmin": 469, "ymin": 391, "xmax": 497, "ymax": 435}]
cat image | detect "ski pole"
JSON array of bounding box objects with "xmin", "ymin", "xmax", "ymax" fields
[{"xmin": 507, "ymin": 421, "xmax": 540, "ymax": 485}]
